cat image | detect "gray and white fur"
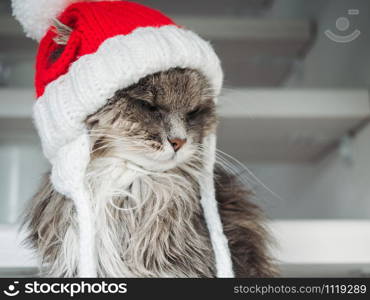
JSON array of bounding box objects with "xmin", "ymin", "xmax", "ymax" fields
[{"xmin": 23, "ymin": 25, "xmax": 277, "ymax": 277}]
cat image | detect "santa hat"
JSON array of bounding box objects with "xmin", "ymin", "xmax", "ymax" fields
[{"xmin": 12, "ymin": 0, "xmax": 234, "ymax": 277}]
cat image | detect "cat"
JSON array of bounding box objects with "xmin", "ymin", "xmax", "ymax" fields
[{"xmin": 23, "ymin": 67, "xmax": 277, "ymax": 277}]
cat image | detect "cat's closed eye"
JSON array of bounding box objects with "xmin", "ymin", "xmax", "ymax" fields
[
  {"xmin": 187, "ymin": 107, "xmax": 201, "ymax": 119},
  {"xmin": 135, "ymin": 99, "xmax": 158, "ymax": 112}
]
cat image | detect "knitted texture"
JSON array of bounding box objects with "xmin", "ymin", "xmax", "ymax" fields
[
  {"xmin": 50, "ymin": 133, "xmax": 96, "ymax": 277},
  {"xmin": 36, "ymin": 1, "xmax": 176, "ymax": 96},
  {"xmin": 199, "ymin": 134, "xmax": 235, "ymax": 277},
  {"xmin": 34, "ymin": 26, "xmax": 223, "ymax": 161},
  {"xmin": 12, "ymin": 0, "xmax": 234, "ymax": 277}
]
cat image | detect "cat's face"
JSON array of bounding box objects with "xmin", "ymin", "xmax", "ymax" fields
[{"xmin": 85, "ymin": 68, "xmax": 217, "ymax": 171}]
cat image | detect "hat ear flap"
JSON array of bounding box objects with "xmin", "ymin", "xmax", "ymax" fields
[{"xmin": 52, "ymin": 18, "xmax": 72, "ymax": 45}]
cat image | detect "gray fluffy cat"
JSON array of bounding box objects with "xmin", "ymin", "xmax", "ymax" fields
[{"xmin": 23, "ymin": 22, "xmax": 277, "ymax": 278}]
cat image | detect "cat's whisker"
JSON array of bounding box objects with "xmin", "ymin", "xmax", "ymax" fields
[
  {"xmin": 215, "ymin": 149, "xmax": 284, "ymax": 202},
  {"xmin": 215, "ymin": 153, "xmax": 252, "ymax": 188},
  {"xmin": 25, "ymin": 66, "xmax": 276, "ymax": 277}
]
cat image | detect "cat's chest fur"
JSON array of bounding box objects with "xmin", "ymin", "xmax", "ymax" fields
[{"xmin": 87, "ymin": 160, "xmax": 216, "ymax": 277}]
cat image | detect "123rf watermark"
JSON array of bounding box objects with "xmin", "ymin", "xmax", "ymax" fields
[
  {"xmin": 3, "ymin": 280, "xmax": 127, "ymax": 297},
  {"xmin": 234, "ymin": 283, "xmax": 367, "ymax": 296}
]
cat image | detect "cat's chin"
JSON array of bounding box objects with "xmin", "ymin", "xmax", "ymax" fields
[
  {"xmin": 121, "ymin": 149, "xmax": 193, "ymax": 172},
  {"xmin": 140, "ymin": 159, "xmax": 179, "ymax": 172},
  {"xmin": 134, "ymin": 154, "xmax": 187, "ymax": 172}
]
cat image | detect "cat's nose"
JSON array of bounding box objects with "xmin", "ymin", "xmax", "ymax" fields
[{"xmin": 168, "ymin": 138, "xmax": 187, "ymax": 152}]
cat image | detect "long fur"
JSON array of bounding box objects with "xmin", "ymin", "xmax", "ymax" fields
[
  {"xmin": 24, "ymin": 156, "xmax": 216, "ymax": 277},
  {"xmin": 23, "ymin": 161, "xmax": 278, "ymax": 277},
  {"xmin": 86, "ymin": 155, "xmax": 215, "ymax": 277},
  {"xmin": 215, "ymin": 168, "xmax": 278, "ymax": 277},
  {"xmin": 23, "ymin": 68, "xmax": 277, "ymax": 277}
]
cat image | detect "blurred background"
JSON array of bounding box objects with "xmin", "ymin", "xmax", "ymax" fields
[{"xmin": 1, "ymin": 0, "xmax": 370, "ymax": 277}]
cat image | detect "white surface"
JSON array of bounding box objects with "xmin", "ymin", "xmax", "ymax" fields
[
  {"xmin": 271, "ymin": 220, "xmax": 370, "ymax": 264},
  {"xmin": 2, "ymin": 88, "xmax": 369, "ymax": 119},
  {"xmin": 2, "ymin": 220, "xmax": 370, "ymax": 268},
  {"xmin": 219, "ymin": 89, "xmax": 370, "ymax": 118}
]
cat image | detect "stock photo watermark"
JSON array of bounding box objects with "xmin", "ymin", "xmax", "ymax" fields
[
  {"xmin": 325, "ymin": 9, "xmax": 361, "ymax": 43},
  {"xmin": 2, "ymin": 280, "xmax": 128, "ymax": 298},
  {"xmin": 3, "ymin": 281, "xmax": 20, "ymax": 297}
]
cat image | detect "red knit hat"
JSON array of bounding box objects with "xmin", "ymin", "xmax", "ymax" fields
[
  {"xmin": 12, "ymin": 0, "xmax": 232, "ymax": 278},
  {"xmin": 36, "ymin": 1, "xmax": 179, "ymax": 97},
  {"xmin": 12, "ymin": 0, "xmax": 223, "ymax": 159}
]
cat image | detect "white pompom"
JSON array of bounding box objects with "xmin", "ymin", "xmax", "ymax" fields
[
  {"xmin": 12, "ymin": 0, "xmax": 118, "ymax": 41},
  {"xmin": 12, "ymin": 0, "xmax": 78, "ymax": 41}
]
